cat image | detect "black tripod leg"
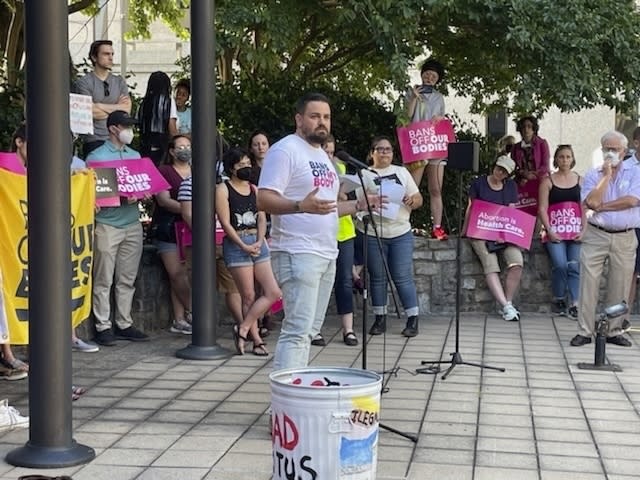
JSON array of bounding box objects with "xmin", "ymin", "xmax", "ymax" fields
[{"xmin": 379, "ymin": 423, "xmax": 418, "ymax": 443}]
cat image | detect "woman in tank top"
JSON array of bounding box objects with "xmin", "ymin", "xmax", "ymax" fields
[
  {"xmin": 538, "ymin": 145, "xmax": 583, "ymax": 320},
  {"xmin": 215, "ymin": 148, "xmax": 282, "ymax": 356}
]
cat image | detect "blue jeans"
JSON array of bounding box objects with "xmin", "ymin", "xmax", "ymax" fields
[
  {"xmin": 271, "ymin": 252, "xmax": 336, "ymax": 370},
  {"xmin": 366, "ymin": 230, "xmax": 418, "ymax": 317},
  {"xmin": 545, "ymin": 240, "xmax": 580, "ymax": 303},
  {"xmin": 335, "ymin": 239, "xmax": 355, "ymax": 315}
]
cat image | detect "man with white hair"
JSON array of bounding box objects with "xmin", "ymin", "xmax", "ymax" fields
[{"xmin": 571, "ymin": 130, "xmax": 640, "ymax": 347}]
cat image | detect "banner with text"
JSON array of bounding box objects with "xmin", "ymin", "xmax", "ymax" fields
[
  {"xmin": 396, "ymin": 118, "xmax": 456, "ymax": 164},
  {"xmin": 87, "ymin": 157, "xmax": 170, "ymax": 198},
  {"xmin": 515, "ymin": 179, "xmax": 540, "ymax": 216},
  {"xmin": 0, "ymin": 169, "xmax": 95, "ymax": 344},
  {"xmin": 93, "ymin": 167, "xmax": 121, "ymax": 207},
  {"xmin": 0, "ymin": 152, "xmax": 26, "ymax": 175},
  {"xmin": 70, "ymin": 93, "xmax": 94, "ymax": 134},
  {"xmin": 546, "ymin": 201, "xmax": 582, "ymax": 241},
  {"xmin": 466, "ymin": 199, "xmax": 536, "ymax": 250}
]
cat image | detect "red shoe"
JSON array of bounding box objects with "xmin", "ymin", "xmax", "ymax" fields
[{"xmin": 432, "ymin": 226, "xmax": 448, "ymax": 240}]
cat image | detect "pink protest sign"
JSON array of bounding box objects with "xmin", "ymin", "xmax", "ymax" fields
[
  {"xmin": 174, "ymin": 220, "xmax": 225, "ymax": 261},
  {"xmin": 466, "ymin": 199, "xmax": 536, "ymax": 250},
  {"xmin": 0, "ymin": 152, "xmax": 26, "ymax": 175},
  {"xmin": 87, "ymin": 157, "xmax": 170, "ymax": 197},
  {"xmin": 547, "ymin": 201, "xmax": 582, "ymax": 240},
  {"xmin": 396, "ymin": 118, "xmax": 456, "ymax": 164},
  {"xmin": 514, "ymin": 178, "xmax": 540, "ymax": 216}
]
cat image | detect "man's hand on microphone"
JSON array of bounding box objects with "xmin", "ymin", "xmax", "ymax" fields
[{"xmin": 300, "ymin": 187, "xmax": 337, "ymax": 215}]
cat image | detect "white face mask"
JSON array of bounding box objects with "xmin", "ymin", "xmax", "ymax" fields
[{"xmin": 118, "ymin": 128, "xmax": 134, "ymax": 145}]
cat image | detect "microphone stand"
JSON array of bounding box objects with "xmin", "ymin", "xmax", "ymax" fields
[{"xmin": 355, "ymin": 167, "xmax": 418, "ymax": 443}]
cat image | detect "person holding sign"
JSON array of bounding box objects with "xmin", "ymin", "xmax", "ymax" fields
[
  {"xmin": 87, "ymin": 110, "xmax": 150, "ymax": 346},
  {"xmin": 358, "ymin": 136, "xmax": 423, "ymax": 337},
  {"xmin": 463, "ymin": 156, "xmax": 523, "ymax": 322},
  {"xmin": 570, "ymin": 131, "xmax": 640, "ymax": 348},
  {"xmin": 404, "ymin": 58, "xmax": 448, "ymax": 241},
  {"xmin": 538, "ymin": 145, "xmax": 583, "ymax": 319}
]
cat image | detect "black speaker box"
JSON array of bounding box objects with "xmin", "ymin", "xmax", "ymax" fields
[{"xmin": 448, "ymin": 141, "xmax": 479, "ymax": 172}]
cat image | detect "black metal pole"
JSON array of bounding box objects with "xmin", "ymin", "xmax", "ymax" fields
[
  {"xmin": 177, "ymin": 0, "xmax": 229, "ymax": 359},
  {"xmin": 6, "ymin": 0, "xmax": 94, "ymax": 467}
]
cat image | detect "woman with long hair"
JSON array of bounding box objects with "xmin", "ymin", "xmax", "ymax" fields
[
  {"xmin": 538, "ymin": 145, "xmax": 582, "ymax": 319},
  {"xmin": 138, "ymin": 71, "xmax": 178, "ymax": 165},
  {"xmin": 152, "ymin": 135, "xmax": 193, "ymax": 333}
]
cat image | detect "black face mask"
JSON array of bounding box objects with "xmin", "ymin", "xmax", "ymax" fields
[{"xmin": 236, "ymin": 166, "xmax": 253, "ymax": 181}]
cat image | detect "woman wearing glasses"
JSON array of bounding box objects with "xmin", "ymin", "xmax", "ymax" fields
[
  {"xmin": 359, "ymin": 137, "xmax": 423, "ymax": 338},
  {"xmin": 151, "ymin": 135, "xmax": 193, "ymax": 334},
  {"xmin": 538, "ymin": 145, "xmax": 582, "ymax": 319}
]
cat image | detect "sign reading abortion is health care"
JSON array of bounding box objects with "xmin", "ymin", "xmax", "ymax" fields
[
  {"xmin": 396, "ymin": 118, "xmax": 456, "ymax": 164},
  {"xmin": 546, "ymin": 201, "xmax": 582, "ymax": 240},
  {"xmin": 467, "ymin": 199, "xmax": 536, "ymax": 250},
  {"xmin": 87, "ymin": 157, "xmax": 170, "ymax": 198}
]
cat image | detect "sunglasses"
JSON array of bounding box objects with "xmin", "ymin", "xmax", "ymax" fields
[{"xmin": 103, "ymin": 81, "xmax": 110, "ymax": 97}]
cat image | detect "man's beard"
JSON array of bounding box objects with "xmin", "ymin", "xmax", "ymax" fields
[{"xmin": 305, "ymin": 128, "xmax": 328, "ymax": 145}]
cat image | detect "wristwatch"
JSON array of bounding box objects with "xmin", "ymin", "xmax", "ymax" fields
[{"xmin": 294, "ymin": 200, "xmax": 301, "ymax": 213}]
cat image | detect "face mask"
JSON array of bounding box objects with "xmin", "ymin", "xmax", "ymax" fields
[
  {"xmin": 118, "ymin": 128, "xmax": 134, "ymax": 145},
  {"xmin": 235, "ymin": 166, "xmax": 253, "ymax": 181},
  {"xmin": 175, "ymin": 148, "xmax": 192, "ymax": 163}
]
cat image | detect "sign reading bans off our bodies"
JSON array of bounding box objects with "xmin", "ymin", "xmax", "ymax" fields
[
  {"xmin": 0, "ymin": 167, "xmax": 96, "ymax": 344},
  {"xmin": 87, "ymin": 157, "xmax": 170, "ymax": 199},
  {"xmin": 396, "ymin": 118, "xmax": 456, "ymax": 164}
]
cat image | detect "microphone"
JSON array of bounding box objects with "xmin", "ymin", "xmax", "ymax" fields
[{"xmin": 335, "ymin": 151, "xmax": 377, "ymax": 173}]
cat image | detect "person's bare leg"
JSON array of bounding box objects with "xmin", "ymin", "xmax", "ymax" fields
[
  {"xmin": 409, "ymin": 164, "xmax": 425, "ymax": 191},
  {"xmin": 341, "ymin": 313, "xmax": 354, "ymax": 334},
  {"xmin": 485, "ymin": 272, "xmax": 508, "ymax": 307},
  {"xmin": 426, "ymin": 162, "xmax": 445, "ymax": 228},
  {"xmin": 504, "ymin": 265, "xmax": 523, "ymax": 303}
]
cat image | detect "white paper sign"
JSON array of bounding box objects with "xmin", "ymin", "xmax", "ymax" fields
[{"xmin": 70, "ymin": 93, "xmax": 94, "ymax": 134}]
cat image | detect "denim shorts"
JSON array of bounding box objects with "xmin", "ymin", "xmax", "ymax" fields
[
  {"xmin": 153, "ymin": 239, "xmax": 177, "ymax": 255},
  {"xmin": 223, "ymin": 233, "xmax": 270, "ymax": 268}
]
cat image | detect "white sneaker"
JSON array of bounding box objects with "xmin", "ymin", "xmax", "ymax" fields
[
  {"xmin": 502, "ymin": 302, "xmax": 520, "ymax": 322},
  {"xmin": 170, "ymin": 319, "xmax": 192, "ymax": 335},
  {"xmin": 72, "ymin": 338, "xmax": 100, "ymax": 353},
  {"xmin": 0, "ymin": 399, "xmax": 29, "ymax": 432}
]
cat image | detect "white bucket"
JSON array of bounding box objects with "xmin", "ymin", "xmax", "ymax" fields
[{"xmin": 270, "ymin": 367, "xmax": 382, "ymax": 480}]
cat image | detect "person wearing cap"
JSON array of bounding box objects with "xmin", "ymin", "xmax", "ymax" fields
[
  {"xmin": 73, "ymin": 40, "xmax": 131, "ymax": 158},
  {"xmin": 86, "ymin": 110, "xmax": 149, "ymax": 346},
  {"xmin": 462, "ymin": 155, "xmax": 524, "ymax": 322},
  {"xmin": 404, "ymin": 57, "xmax": 448, "ymax": 241},
  {"xmin": 570, "ymin": 130, "xmax": 640, "ymax": 348}
]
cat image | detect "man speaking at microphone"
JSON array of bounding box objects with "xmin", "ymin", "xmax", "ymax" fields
[
  {"xmin": 258, "ymin": 93, "xmax": 380, "ymax": 370},
  {"xmin": 570, "ymin": 131, "xmax": 640, "ymax": 348}
]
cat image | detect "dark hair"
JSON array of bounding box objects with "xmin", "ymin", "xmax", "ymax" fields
[
  {"xmin": 165, "ymin": 134, "xmax": 191, "ymax": 164},
  {"xmin": 632, "ymin": 126, "xmax": 640, "ymax": 142},
  {"xmin": 553, "ymin": 144, "xmax": 576, "ymax": 169},
  {"xmin": 88, "ymin": 40, "xmax": 113, "ymax": 66},
  {"xmin": 138, "ymin": 71, "xmax": 172, "ymax": 135},
  {"xmin": 367, "ymin": 135, "xmax": 394, "ymax": 164},
  {"xmin": 323, "ymin": 133, "xmax": 336, "ymax": 146},
  {"xmin": 294, "ymin": 92, "xmax": 330, "ymax": 115},
  {"xmin": 175, "ymin": 78, "xmax": 191, "ymax": 96},
  {"xmin": 420, "ymin": 58, "xmax": 445, "ymax": 82},
  {"xmin": 247, "ymin": 130, "xmax": 270, "ymax": 165},
  {"xmin": 222, "ymin": 147, "xmax": 250, "ymax": 176},
  {"xmin": 11, "ymin": 124, "xmax": 26, "ymax": 151},
  {"xmin": 515, "ymin": 115, "xmax": 540, "ymax": 135}
]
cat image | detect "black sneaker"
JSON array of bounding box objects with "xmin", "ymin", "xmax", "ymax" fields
[
  {"xmin": 94, "ymin": 328, "xmax": 117, "ymax": 346},
  {"xmin": 567, "ymin": 305, "xmax": 578, "ymax": 320},
  {"xmin": 369, "ymin": 315, "xmax": 386, "ymax": 336},
  {"xmin": 115, "ymin": 326, "xmax": 149, "ymax": 342},
  {"xmin": 552, "ymin": 299, "xmax": 567, "ymax": 316},
  {"xmin": 402, "ymin": 316, "xmax": 419, "ymax": 337},
  {"xmin": 570, "ymin": 334, "xmax": 591, "ymax": 347},
  {"xmin": 606, "ymin": 335, "xmax": 632, "ymax": 347}
]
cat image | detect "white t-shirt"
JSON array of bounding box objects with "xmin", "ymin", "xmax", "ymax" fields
[
  {"xmin": 258, "ymin": 134, "xmax": 339, "ymax": 259},
  {"xmin": 358, "ymin": 164, "xmax": 418, "ymax": 238}
]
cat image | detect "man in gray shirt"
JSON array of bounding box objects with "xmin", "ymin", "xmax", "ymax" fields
[{"xmin": 73, "ymin": 40, "xmax": 131, "ymax": 158}]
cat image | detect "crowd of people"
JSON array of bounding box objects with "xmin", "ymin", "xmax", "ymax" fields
[{"xmin": 2, "ymin": 46, "xmax": 640, "ymax": 421}]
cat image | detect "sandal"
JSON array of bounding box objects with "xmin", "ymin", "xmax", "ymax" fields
[
  {"xmin": 72, "ymin": 385, "xmax": 87, "ymax": 401},
  {"xmin": 2, "ymin": 357, "xmax": 29, "ymax": 372},
  {"xmin": 343, "ymin": 331, "xmax": 358, "ymax": 346},
  {"xmin": 252, "ymin": 343, "xmax": 269, "ymax": 356},
  {"xmin": 233, "ymin": 325, "xmax": 248, "ymax": 355}
]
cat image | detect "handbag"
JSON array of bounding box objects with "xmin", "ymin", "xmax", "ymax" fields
[{"xmin": 485, "ymin": 240, "xmax": 507, "ymax": 253}]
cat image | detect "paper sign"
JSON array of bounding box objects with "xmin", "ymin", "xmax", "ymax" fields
[
  {"xmin": 87, "ymin": 157, "xmax": 170, "ymax": 197},
  {"xmin": 70, "ymin": 93, "xmax": 94, "ymax": 134},
  {"xmin": 0, "ymin": 152, "xmax": 26, "ymax": 175},
  {"xmin": 466, "ymin": 199, "xmax": 536, "ymax": 250},
  {"xmin": 514, "ymin": 178, "xmax": 540, "ymax": 216},
  {"xmin": 396, "ymin": 118, "xmax": 456, "ymax": 164},
  {"xmin": 377, "ymin": 181, "xmax": 405, "ymax": 220},
  {"xmin": 547, "ymin": 201, "xmax": 582, "ymax": 240},
  {"xmin": 93, "ymin": 168, "xmax": 120, "ymax": 207},
  {"xmin": 339, "ymin": 174, "xmax": 361, "ymax": 194}
]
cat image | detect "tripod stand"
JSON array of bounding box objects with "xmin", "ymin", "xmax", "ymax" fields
[
  {"xmin": 355, "ymin": 168, "xmax": 418, "ymax": 443},
  {"xmin": 417, "ymin": 155, "xmax": 505, "ymax": 380}
]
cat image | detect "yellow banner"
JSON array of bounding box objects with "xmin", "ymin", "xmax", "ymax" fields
[{"xmin": 0, "ymin": 169, "xmax": 95, "ymax": 344}]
